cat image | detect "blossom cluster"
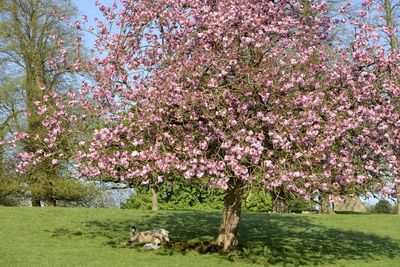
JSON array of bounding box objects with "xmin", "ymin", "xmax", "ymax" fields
[{"xmin": 8, "ymin": 0, "xmax": 400, "ymax": 200}]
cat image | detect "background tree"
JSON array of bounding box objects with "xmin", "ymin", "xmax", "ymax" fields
[
  {"xmin": 123, "ymin": 178, "xmax": 273, "ymax": 212},
  {"xmin": 0, "ymin": 0, "xmax": 81, "ymax": 206},
  {"xmin": 0, "ymin": 66, "xmax": 25, "ymax": 205},
  {"xmin": 315, "ymin": 0, "xmax": 400, "ymax": 214},
  {"xmin": 382, "ymin": 0, "xmax": 400, "ymax": 214}
]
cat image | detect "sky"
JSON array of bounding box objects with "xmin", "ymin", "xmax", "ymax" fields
[
  {"xmin": 72, "ymin": 0, "xmax": 117, "ymax": 47},
  {"xmin": 73, "ymin": 0, "xmax": 116, "ymax": 19}
]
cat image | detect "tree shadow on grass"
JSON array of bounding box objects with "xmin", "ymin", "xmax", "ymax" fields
[
  {"xmin": 49, "ymin": 211, "xmax": 400, "ymax": 266},
  {"xmin": 238, "ymin": 213, "xmax": 400, "ymax": 265}
]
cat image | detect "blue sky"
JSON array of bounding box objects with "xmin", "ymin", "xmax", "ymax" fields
[
  {"xmin": 72, "ymin": 0, "xmax": 117, "ymax": 47},
  {"xmin": 73, "ymin": 0, "xmax": 116, "ymax": 19}
]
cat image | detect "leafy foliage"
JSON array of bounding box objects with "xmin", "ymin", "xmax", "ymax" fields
[
  {"xmin": 286, "ymin": 197, "xmax": 313, "ymax": 213},
  {"xmin": 0, "ymin": 174, "xmax": 22, "ymax": 206},
  {"xmin": 242, "ymin": 189, "xmax": 272, "ymax": 212},
  {"xmin": 121, "ymin": 188, "xmax": 152, "ymax": 210},
  {"xmin": 123, "ymin": 181, "xmax": 226, "ymax": 210},
  {"xmin": 374, "ymin": 199, "xmax": 393, "ymax": 214},
  {"xmin": 123, "ymin": 181, "xmax": 273, "ymax": 212},
  {"xmin": 29, "ymin": 176, "xmax": 101, "ymax": 205}
]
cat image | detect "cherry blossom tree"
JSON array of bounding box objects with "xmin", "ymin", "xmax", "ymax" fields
[{"xmin": 6, "ymin": 0, "xmax": 400, "ymax": 250}]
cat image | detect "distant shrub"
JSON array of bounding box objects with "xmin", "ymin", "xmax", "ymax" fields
[
  {"xmin": 122, "ymin": 182, "xmax": 225, "ymax": 210},
  {"xmin": 122, "ymin": 181, "xmax": 272, "ymax": 212},
  {"xmin": 374, "ymin": 199, "xmax": 392, "ymax": 214},
  {"xmin": 121, "ymin": 188, "xmax": 153, "ymax": 210},
  {"xmin": 287, "ymin": 197, "xmax": 312, "ymax": 212},
  {"xmin": 243, "ymin": 189, "xmax": 272, "ymax": 212},
  {"xmin": 159, "ymin": 181, "xmax": 225, "ymax": 210},
  {"xmin": 0, "ymin": 175, "xmax": 23, "ymax": 206},
  {"xmin": 30, "ymin": 177, "xmax": 100, "ymax": 203}
]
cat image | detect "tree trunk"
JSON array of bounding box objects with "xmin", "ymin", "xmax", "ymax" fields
[
  {"xmin": 271, "ymin": 189, "xmax": 290, "ymax": 213},
  {"xmin": 320, "ymin": 194, "xmax": 334, "ymax": 214},
  {"xmin": 216, "ymin": 177, "xmax": 243, "ymax": 251},
  {"xmin": 31, "ymin": 195, "xmax": 41, "ymax": 207},
  {"xmin": 384, "ymin": 0, "xmax": 399, "ymax": 51},
  {"xmin": 273, "ymin": 198, "xmax": 290, "ymax": 213},
  {"xmin": 151, "ymin": 186, "xmax": 158, "ymax": 211},
  {"xmin": 0, "ymin": 127, "xmax": 4, "ymax": 179},
  {"xmin": 396, "ymin": 186, "xmax": 400, "ymax": 215}
]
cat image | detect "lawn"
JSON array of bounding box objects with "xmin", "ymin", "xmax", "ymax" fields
[{"xmin": 0, "ymin": 207, "xmax": 399, "ymax": 266}]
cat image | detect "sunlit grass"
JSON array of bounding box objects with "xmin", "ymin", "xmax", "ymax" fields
[{"xmin": 0, "ymin": 207, "xmax": 399, "ymax": 266}]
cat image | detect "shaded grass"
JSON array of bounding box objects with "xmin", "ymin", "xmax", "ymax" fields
[{"xmin": 0, "ymin": 207, "xmax": 399, "ymax": 266}]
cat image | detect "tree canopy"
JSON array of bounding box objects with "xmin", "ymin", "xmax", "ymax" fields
[{"xmin": 3, "ymin": 0, "xmax": 400, "ymax": 250}]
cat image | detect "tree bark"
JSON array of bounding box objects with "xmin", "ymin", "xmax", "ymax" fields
[
  {"xmin": 216, "ymin": 177, "xmax": 243, "ymax": 251},
  {"xmin": 0, "ymin": 127, "xmax": 4, "ymax": 179},
  {"xmin": 31, "ymin": 195, "xmax": 41, "ymax": 207},
  {"xmin": 273, "ymin": 198, "xmax": 290, "ymax": 213},
  {"xmin": 384, "ymin": 0, "xmax": 399, "ymax": 51},
  {"xmin": 271, "ymin": 189, "xmax": 290, "ymax": 213},
  {"xmin": 320, "ymin": 194, "xmax": 334, "ymax": 214},
  {"xmin": 396, "ymin": 185, "xmax": 400, "ymax": 215},
  {"xmin": 151, "ymin": 186, "xmax": 158, "ymax": 211}
]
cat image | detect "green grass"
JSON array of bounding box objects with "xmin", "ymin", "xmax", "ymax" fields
[{"xmin": 0, "ymin": 207, "xmax": 399, "ymax": 266}]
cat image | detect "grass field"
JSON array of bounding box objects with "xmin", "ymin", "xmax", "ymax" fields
[{"xmin": 0, "ymin": 207, "xmax": 399, "ymax": 266}]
